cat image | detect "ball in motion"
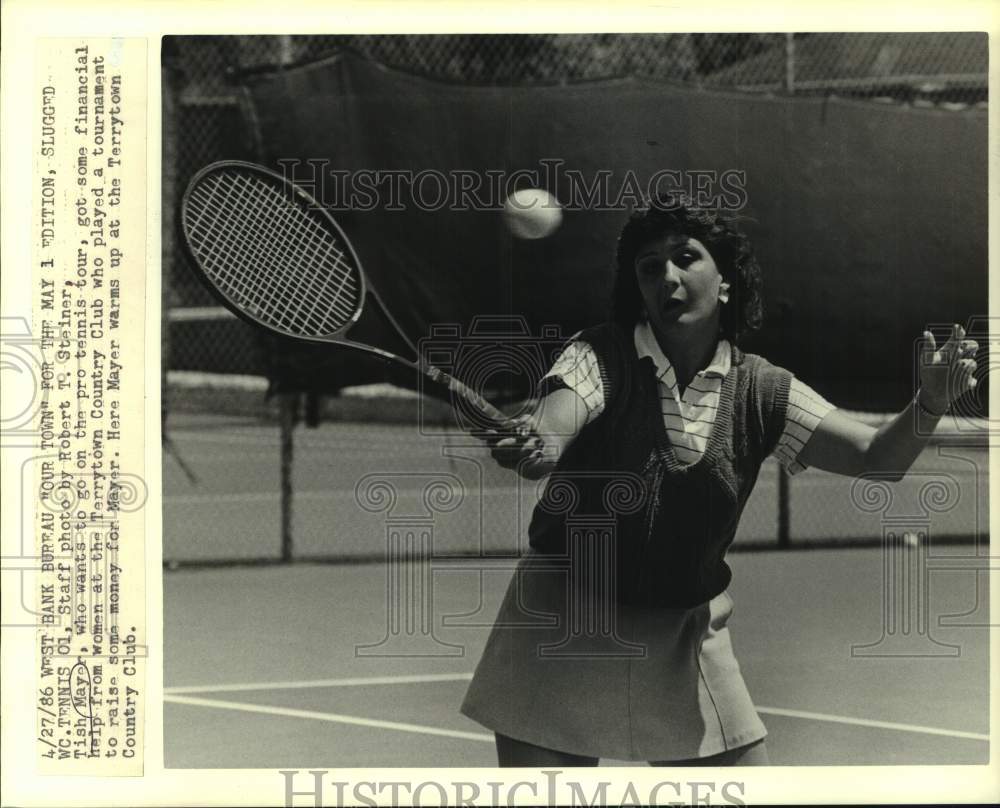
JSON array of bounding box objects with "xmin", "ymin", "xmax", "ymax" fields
[{"xmin": 503, "ymin": 188, "xmax": 562, "ymax": 239}]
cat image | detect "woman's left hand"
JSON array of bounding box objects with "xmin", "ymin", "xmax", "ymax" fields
[{"xmin": 918, "ymin": 323, "xmax": 979, "ymax": 415}]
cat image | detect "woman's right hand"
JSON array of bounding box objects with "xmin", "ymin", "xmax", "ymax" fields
[
  {"xmin": 475, "ymin": 387, "xmax": 591, "ymax": 479},
  {"xmin": 477, "ymin": 415, "xmax": 554, "ymax": 479}
]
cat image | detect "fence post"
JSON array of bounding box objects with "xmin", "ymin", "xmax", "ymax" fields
[
  {"xmin": 784, "ymin": 33, "xmax": 796, "ymax": 93},
  {"xmin": 777, "ymin": 464, "xmax": 791, "ymax": 548},
  {"xmin": 279, "ymin": 393, "xmax": 298, "ymax": 561}
]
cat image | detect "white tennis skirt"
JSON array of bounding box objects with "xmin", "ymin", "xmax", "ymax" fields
[{"xmin": 460, "ymin": 552, "xmax": 767, "ymax": 761}]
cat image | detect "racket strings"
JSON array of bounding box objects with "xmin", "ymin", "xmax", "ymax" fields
[
  {"xmin": 184, "ymin": 168, "xmax": 361, "ymax": 337},
  {"xmin": 196, "ymin": 173, "xmax": 357, "ymax": 333},
  {"xmin": 187, "ymin": 178, "xmax": 328, "ymax": 331},
  {"xmin": 230, "ymin": 180, "xmax": 342, "ymax": 331},
  {"xmin": 190, "ymin": 182, "xmax": 297, "ymax": 317},
  {"xmin": 269, "ymin": 187, "xmax": 357, "ymax": 327}
]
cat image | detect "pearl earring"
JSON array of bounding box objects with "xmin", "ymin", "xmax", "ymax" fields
[{"xmin": 719, "ymin": 282, "xmax": 731, "ymax": 304}]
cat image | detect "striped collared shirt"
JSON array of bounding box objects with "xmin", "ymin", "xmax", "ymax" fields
[{"xmin": 544, "ymin": 322, "xmax": 835, "ymax": 474}]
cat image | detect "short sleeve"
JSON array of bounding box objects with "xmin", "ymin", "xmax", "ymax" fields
[
  {"xmin": 540, "ymin": 340, "xmax": 606, "ymax": 426},
  {"xmin": 772, "ymin": 377, "xmax": 836, "ymax": 475}
]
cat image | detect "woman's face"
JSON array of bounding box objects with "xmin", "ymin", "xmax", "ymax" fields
[{"xmin": 634, "ymin": 234, "xmax": 725, "ymax": 334}]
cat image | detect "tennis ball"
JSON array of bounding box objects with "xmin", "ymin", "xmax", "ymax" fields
[{"xmin": 503, "ymin": 188, "xmax": 562, "ymax": 239}]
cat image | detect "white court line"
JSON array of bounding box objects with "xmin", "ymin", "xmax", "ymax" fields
[
  {"xmin": 166, "ymin": 433, "xmax": 283, "ymax": 446},
  {"xmin": 165, "ymin": 673, "xmax": 987, "ymax": 743},
  {"xmin": 165, "ymin": 672, "xmax": 474, "ymax": 694},
  {"xmin": 756, "ymin": 705, "xmax": 988, "ymax": 741},
  {"xmin": 164, "ymin": 693, "xmax": 493, "ymax": 743},
  {"xmin": 164, "ymin": 492, "xmax": 281, "ymax": 505},
  {"xmin": 166, "ymin": 308, "xmax": 237, "ymax": 323}
]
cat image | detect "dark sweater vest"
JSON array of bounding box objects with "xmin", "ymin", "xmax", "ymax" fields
[{"xmin": 528, "ymin": 321, "xmax": 792, "ymax": 608}]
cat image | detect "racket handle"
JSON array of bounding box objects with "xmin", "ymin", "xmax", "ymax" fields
[{"xmin": 422, "ymin": 365, "xmax": 509, "ymax": 427}]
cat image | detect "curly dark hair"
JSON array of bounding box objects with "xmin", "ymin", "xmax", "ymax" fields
[{"xmin": 612, "ymin": 194, "xmax": 764, "ymax": 343}]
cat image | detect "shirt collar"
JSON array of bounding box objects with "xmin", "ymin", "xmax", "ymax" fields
[{"xmin": 633, "ymin": 321, "xmax": 731, "ymax": 382}]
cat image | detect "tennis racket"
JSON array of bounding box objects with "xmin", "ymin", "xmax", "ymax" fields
[{"xmin": 179, "ymin": 160, "xmax": 510, "ymax": 428}]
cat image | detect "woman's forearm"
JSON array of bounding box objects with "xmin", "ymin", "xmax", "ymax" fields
[
  {"xmin": 864, "ymin": 390, "xmax": 947, "ymax": 481},
  {"xmin": 800, "ymin": 325, "xmax": 976, "ymax": 481}
]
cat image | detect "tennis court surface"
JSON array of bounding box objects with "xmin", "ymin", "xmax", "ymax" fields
[
  {"xmin": 164, "ymin": 551, "xmax": 988, "ymax": 767},
  {"xmin": 164, "ymin": 414, "xmax": 990, "ymax": 768}
]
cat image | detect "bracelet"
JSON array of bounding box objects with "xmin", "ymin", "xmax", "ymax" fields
[{"xmin": 915, "ymin": 389, "xmax": 947, "ymax": 419}]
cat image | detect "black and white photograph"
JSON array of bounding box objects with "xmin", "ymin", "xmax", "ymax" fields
[
  {"xmin": 158, "ymin": 29, "xmax": 991, "ymax": 778},
  {"xmin": 6, "ymin": 0, "xmax": 1000, "ymax": 803}
]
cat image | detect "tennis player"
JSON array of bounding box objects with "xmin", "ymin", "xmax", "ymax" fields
[{"xmin": 461, "ymin": 195, "xmax": 978, "ymax": 766}]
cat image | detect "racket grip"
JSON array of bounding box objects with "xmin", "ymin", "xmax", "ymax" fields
[{"xmin": 423, "ymin": 365, "xmax": 509, "ymax": 426}]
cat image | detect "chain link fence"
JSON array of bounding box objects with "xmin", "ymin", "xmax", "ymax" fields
[
  {"xmin": 165, "ymin": 32, "xmax": 988, "ymax": 340},
  {"xmin": 178, "ymin": 32, "xmax": 989, "ymax": 94},
  {"xmin": 161, "ymin": 34, "xmax": 988, "ymax": 565}
]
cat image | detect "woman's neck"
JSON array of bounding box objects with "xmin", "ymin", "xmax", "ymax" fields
[{"xmin": 648, "ymin": 317, "xmax": 720, "ymax": 392}]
